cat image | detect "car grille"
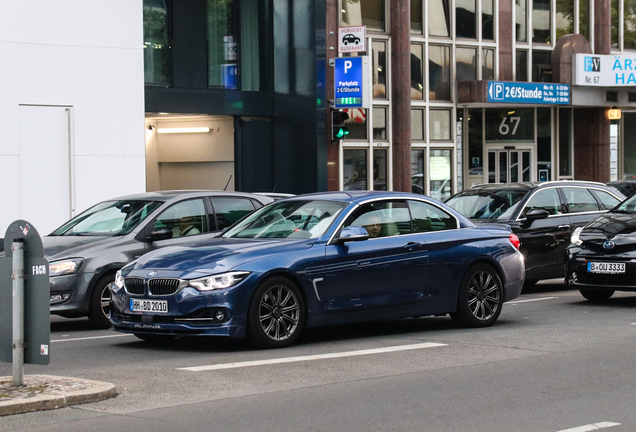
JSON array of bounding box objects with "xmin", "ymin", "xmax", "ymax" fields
[
  {"xmin": 148, "ymin": 278, "xmax": 181, "ymax": 296},
  {"xmin": 124, "ymin": 278, "xmax": 145, "ymax": 295},
  {"xmin": 124, "ymin": 277, "xmax": 183, "ymax": 296}
]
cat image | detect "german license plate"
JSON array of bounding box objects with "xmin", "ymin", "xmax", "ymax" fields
[
  {"xmin": 587, "ymin": 262, "xmax": 625, "ymax": 274},
  {"xmin": 130, "ymin": 299, "xmax": 168, "ymax": 313}
]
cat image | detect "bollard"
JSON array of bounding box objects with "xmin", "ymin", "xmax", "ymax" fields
[{"xmin": 11, "ymin": 239, "xmax": 24, "ymax": 386}]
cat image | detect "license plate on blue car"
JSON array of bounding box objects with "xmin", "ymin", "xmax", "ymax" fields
[
  {"xmin": 587, "ymin": 262, "xmax": 625, "ymax": 274},
  {"xmin": 130, "ymin": 299, "xmax": 168, "ymax": 313}
]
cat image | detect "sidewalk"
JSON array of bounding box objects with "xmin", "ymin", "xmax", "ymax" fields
[{"xmin": 0, "ymin": 375, "xmax": 117, "ymax": 416}]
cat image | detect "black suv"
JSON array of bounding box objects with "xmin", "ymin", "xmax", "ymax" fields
[{"xmin": 446, "ymin": 181, "xmax": 625, "ymax": 286}]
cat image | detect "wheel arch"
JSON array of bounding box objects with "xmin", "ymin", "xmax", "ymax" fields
[{"xmin": 248, "ymin": 270, "xmax": 310, "ymax": 325}]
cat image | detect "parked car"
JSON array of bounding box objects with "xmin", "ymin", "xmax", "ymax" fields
[
  {"xmin": 110, "ymin": 191, "xmax": 525, "ymax": 348},
  {"xmin": 445, "ymin": 181, "xmax": 625, "ymax": 286},
  {"xmin": 565, "ymin": 193, "xmax": 636, "ymax": 300},
  {"xmin": 606, "ymin": 180, "xmax": 636, "ymax": 198},
  {"xmin": 45, "ymin": 190, "xmax": 273, "ymax": 328}
]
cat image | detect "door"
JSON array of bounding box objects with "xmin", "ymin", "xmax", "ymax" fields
[
  {"xmin": 323, "ymin": 200, "xmax": 428, "ymax": 312},
  {"xmin": 486, "ymin": 146, "xmax": 533, "ymax": 183}
]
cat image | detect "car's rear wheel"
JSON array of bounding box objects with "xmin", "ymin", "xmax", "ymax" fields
[
  {"xmin": 579, "ymin": 288, "xmax": 614, "ymax": 301},
  {"xmin": 88, "ymin": 273, "xmax": 115, "ymax": 329},
  {"xmin": 451, "ymin": 263, "xmax": 503, "ymax": 328},
  {"xmin": 247, "ymin": 276, "xmax": 305, "ymax": 348}
]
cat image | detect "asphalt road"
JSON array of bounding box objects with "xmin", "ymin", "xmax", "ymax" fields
[{"xmin": 1, "ymin": 279, "xmax": 635, "ymax": 432}]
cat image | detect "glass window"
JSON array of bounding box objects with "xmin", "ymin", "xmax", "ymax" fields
[
  {"xmin": 456, "ymin": 0, "xmax": 477, "ymax": 39},
  {"xmin": 537, "ymin": 108, "xmax": 552, "ymax": 181},
  {"xmin": 344, "ymin": 201, "xmax": 411, "ymax": 237},
  {"xmin": 532, "ymin": 0, "xmax": 551, "ymax": 44},
  {"xmin": 343, "ymin": 108, "xmax": 368, "ymax": 140},
  {"xmin": 156, "ymin": 199, "xmax": 207, "ymax": 237},
  {"xmin": 625, "ymin": 0, "xmax": 636, "ymax": 50},
  {"xmin": 522, "ymin": 189, "xmax": 562, "ymax": 216},
  {"xmin": 373, "ymin": 107, "xmax": 388, "ymax": 140},
  {"xmin": 558, "ymin": 109, "xmax": 572, "ymax": 176},
  {"xmin": 412, "ymin": 109, "xmax": 425, "ymax": 140},
  {"xmin": 591, "ymin": 189, "xmax": 622, "ymax": 210},
  {"xmin": 516, "ymin": 0, "xmax": 528, "ymax": 42},
  {"xmin": 625, "ymin": 113, "xmax": 636, "ymax": 178},
  {"xmin": 373, "ymin": 41, "xmax": 387, "ymax": 98},
  {"xmin": 408, "ymin": 200, "xmax": 457, "ymax": 231},
  {"xmin": 482, "ymin": 0, "xmax": 494, "ymax": 40},
  {"xmin": 612, "ymin": 0, "xmax": 619, "ymax": 48},
  {"xmin": 143, "ymin": 0, "xmax": 172, "ymax": 86},
  {"xmin": 429, "ymin": 45, "xmax": 451, "ymax": 100},
  {"xmin": 212, "ymin": 197, "xmax": 255, "ymax": 231},
  {"xmin": 532, "ymin": 50, "xmax": 552, "ymax": 82},
  {"xmin": 579, "ymin": 0, "xmax": 589, "ymax": 39},
  {"xmin": 430, "ymin": 110, "xmax": 451, "ymax": 141},
  {"xmin": 562, "ymin": 187, "xmax": 601, "ymax": 213},
  {"xmin": 556, "ymin": 0, "xmax": 573, "ymax": 40},
  {"xmin": 341, "ymin": 0, "xmax": 386, "ymax": 32},
  {"xmin": 411, "ymin": 44, "xmax": 424, "ymax": 100},
  {"xmin": 468, "ymin": 109, "xmax": 483, "ymax": 178},
  {"xmin": 411, "ymin": 149, "xmax": 426, "ymax": 194},
  {"xmin": 411, "ymin": 0, "xmax": 423, "ymax": 34},
  {"xmin": 208, "ymin": 0, "xmax": 239, "ymax": 88},
  {"xmin": 516, "ymin": 50, "xmax": 528, "ymax": 81},
  {"xmin": 429, "ymin": 0, "xmax": 451, "ymax": 37},
  {"xmin": 344, "ymin": 149, "xmax": 368, "ymax": 190},
  {"xmin": 430, "ymin": 149, "xmax": 453, "ymax": 201},
  {"xmin": 456, "ymin": 47, "xmax": 477, "ymax": 81},
  {"xmin": 374, "ymin": 149, "xmax": 388, "ymax": 190},
  {"xmin": 240, "ymin": 0, "xmax": 267, "ymax": 91},
  {"xmin": 482, "ymin": 48, "xmax": 495, "ymax": 79},
  {"xmin": 485, "ymin": 108, "xmax": 534, "ymax": 142}
]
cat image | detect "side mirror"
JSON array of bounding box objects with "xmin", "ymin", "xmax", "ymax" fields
[
  {"xmin": 149, "ymin": 228, "xmax": 173, "ymax": 242},
  {"xmin": 333, "ymin": 226, "xmax": 370, "ymax": 244},
  {"xmin": 523, "ymin": 208, "xmax": 550, "ymax": 226}
]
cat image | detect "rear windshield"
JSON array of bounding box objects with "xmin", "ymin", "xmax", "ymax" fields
[{"xmin": 446, "ymin": 190, "xmax": 527, "ymax": 220}]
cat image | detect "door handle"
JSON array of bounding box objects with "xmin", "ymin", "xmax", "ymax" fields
[
  {"xmin": 558, "ymin": 225, "xmax": 570, "ymax": 230},
  {"xmin": 403, "ymin": 242, "xmax": 422, "ymax": 251}
]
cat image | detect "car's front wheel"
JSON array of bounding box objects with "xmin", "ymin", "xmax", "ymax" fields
[
  {"xmin": 88, "ymin": 273, "xmax": 115, "ymax": 329},
  {"xmin": 247, "ymin": 276, "xmax": 305, "ymax": 348},
  {"xmin": 579, "ymin": 288, "xmax": 614, "ymax": 301},
  {"xmin": 451, "ymin": 263, "xmax": 503, "ymax": 328}
]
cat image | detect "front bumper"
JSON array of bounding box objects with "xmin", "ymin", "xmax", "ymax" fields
[
  {"xmin": 566, "ymin": 248, "xmax": 636, "ymax": 290},
  {"xmin": 49, "ymin": 272, "xmax": 94, "ymax": 317}
]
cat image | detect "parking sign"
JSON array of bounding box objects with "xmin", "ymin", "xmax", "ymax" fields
[{"xmin": 334, "ymin": 56, "xmax": 370, "ymax": 109}]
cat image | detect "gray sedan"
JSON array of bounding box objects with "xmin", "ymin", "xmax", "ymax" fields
[{"xmin": 45, "ymin": 190, "xmax": 273, "ymax": 328}]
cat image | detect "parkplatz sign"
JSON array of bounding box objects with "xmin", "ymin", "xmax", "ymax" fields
[{"xmin": 334, "ymin": 56, "xmax": 371, "ymax": 108}]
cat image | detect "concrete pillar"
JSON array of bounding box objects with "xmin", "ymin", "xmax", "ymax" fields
[
  {"xmin": 391, "ymin": 0, "xmax": 412, "ymax": 192},
  {"xmin": 498, "ymin": 0, "xmax": 513, "ymax": 80}
]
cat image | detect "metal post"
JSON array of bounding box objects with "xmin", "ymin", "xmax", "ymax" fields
[{"xmin": 12, "ymin": 239, "xmax": 25, "ymax": 386}]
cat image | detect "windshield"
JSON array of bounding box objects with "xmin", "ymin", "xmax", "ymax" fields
[
  {"xmin": 611, "ymin": 194, "xmax": 636, "ymax": 213},
  {"xmin": 51, "ymin": 200, "xmax": 163, "ymax": 236},
  {"xmin": 222, "ymin": 200, "xmax": 348, "ymax": 239},
  {"xmin": 446, "ymin": 190, "xmax": 526, "ymax": 220}
]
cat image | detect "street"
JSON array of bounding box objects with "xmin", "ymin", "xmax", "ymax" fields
[{"xmin": 0, "ymin": 279, "xmax": 635, "ymax": 432}]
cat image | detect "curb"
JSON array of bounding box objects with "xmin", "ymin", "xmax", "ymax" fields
[{"xmin": 0, "ymin": 375, "xmax": 118, "ymax": 416}]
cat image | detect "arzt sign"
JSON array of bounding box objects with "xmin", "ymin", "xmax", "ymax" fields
[
  {"xmin": 334, "ymin": 56, "xmax": 370, "ymax": 109},
  {"xmin": 573, "ymin": 53, "xmax": 636, "ymax": 86},
  {"xmin": 338, "ymin": 26, "xmax": 366, "ymax": 53}
]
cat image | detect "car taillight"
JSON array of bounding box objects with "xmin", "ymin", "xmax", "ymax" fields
[{"xmin": 509, "ymin": 233, "xmax": 521, "ymax": 250}]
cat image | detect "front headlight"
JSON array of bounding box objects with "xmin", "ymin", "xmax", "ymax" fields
[
  {"xmin": 49, "ymin": 258, "xmax": 84, "ymax": 276},
  {"xmin": 571, "ymin": 227, "xmax": 583, "ymax": 246},
  {"xmin": 114, "ymin": 270, "xmax": 125, "ymax": 289},
  {"xmin": 187, "ymin": 271, "xmax": 250, "ymax": 291}
]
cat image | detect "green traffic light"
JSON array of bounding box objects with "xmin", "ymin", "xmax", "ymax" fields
[{"xmin": 335, "ymin": 127, "xmax": 349, "ymax": 139}]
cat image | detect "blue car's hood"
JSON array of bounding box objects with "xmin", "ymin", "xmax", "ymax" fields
[
  {"xmin": 128, "ymin": 237, "xmax": 316, "ymax": 278},
  {"xmin": 42, "ymin": 235, "xmax": 122, "ymax": 260}
]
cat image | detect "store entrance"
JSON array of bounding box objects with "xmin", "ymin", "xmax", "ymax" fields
[{"xmin": 485, "ymin": 146, "xmax": 534, "ymax": 183}]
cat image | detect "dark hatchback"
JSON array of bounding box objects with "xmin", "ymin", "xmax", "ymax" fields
[
  {"xmin": 446, "ymin": 181, "xmax": 625, "ymax": 286},
  {"xmin": 566, "ymin": 193, "xmax": 636, "ymax": 300},
  {"xmin": 45, "ymin": 190, "xmax": 273, "ymax": 328},
  {"xmin": 110, "ymin": 191, "xmax": 525, "ymax": 348}
]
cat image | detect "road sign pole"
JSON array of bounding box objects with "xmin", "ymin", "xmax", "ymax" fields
[{"xmin": 12, "ymin": 239, "xmax": 25, "ymax": 386}]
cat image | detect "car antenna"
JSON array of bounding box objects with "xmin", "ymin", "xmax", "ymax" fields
[
  {"xmin": 272, "ymin": 184, "xmax": 277, "ymax": 192},
  {"xmin": 223, "ymin": 175, "xmax": 233, "ymax": 191}
]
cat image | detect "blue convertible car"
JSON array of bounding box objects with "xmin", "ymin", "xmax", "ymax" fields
[{"xmin": 110, "ymin": 191, "xmax": 525, "ymax": 348}]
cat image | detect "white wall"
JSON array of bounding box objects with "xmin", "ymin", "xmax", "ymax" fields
[{"xmin": 0, "ymin": 0, "xmax": 145, "ymax": 235}]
